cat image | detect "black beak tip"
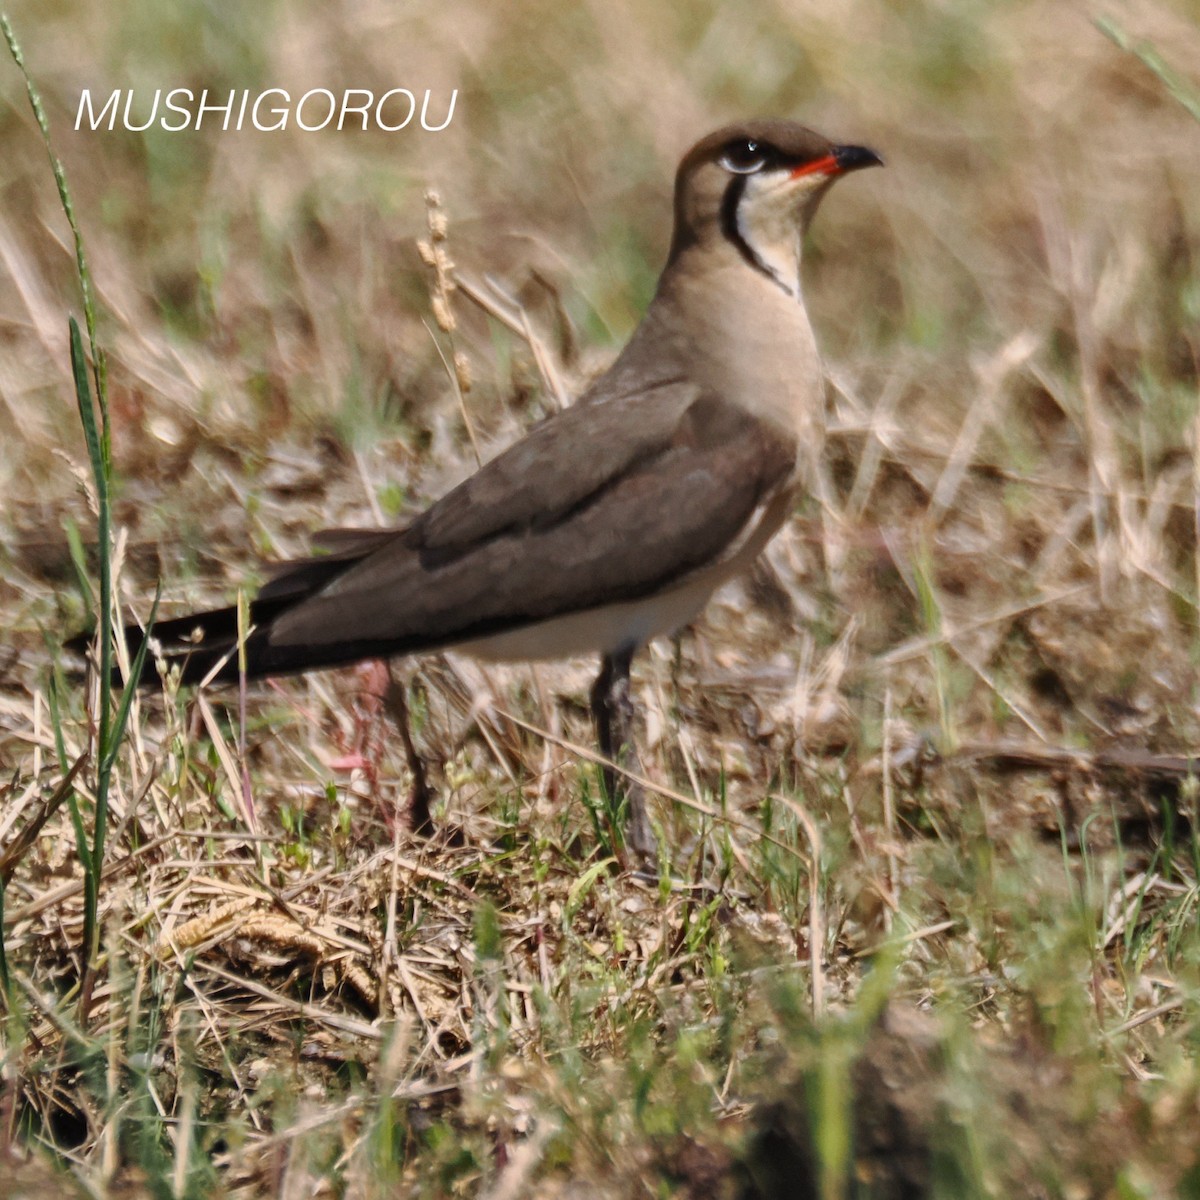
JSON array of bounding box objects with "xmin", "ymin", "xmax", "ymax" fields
[{"xmin": 833, "ymin": 144, "xmax": 884, "ymax": 172}]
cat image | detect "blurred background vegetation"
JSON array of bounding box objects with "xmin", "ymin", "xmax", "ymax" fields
[{"xmin": 2, "ymin": 0, "xmax": 1200, "ymax": 1196}]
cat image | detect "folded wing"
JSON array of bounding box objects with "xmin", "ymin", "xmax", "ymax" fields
[{"xmin": 114, "ymin": 385, "xmax": 796, "ymax": 685}]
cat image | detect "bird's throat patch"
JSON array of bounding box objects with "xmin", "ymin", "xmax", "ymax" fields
[{"xmin": 719, "ymin": 175, "xmax": 799, "ymax": 299}]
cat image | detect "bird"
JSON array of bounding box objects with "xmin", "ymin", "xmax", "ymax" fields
[{"xmin": 82, "ymin": 119, "xmax": 881, "ymax": 859}]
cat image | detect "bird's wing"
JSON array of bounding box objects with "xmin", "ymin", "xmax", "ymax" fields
[
  {"xmin": 411, "ymin": 376, "xmax": 697, "ymax": 563},
  {"xmin": 263, "ymin": 386, "xmax": 796, "ymax": 660}
]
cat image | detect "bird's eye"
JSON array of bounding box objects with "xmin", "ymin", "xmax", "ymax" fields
[{"xmin": 719, "ymin": 139, "xmax": 768, "ymax": 174}]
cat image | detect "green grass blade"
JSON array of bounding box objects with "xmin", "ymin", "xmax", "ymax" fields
[
  {"xmin": 102, "ymin": 588, "xmax": 161, "ymax": 777},
  {"xmin": 69, "ymin": 316, "xmax": 112, "ymax": 963},
  {"xmin": 1096, "ymin": 17, "xmax": 1200, "ymax": 125},
  {"xmin": 1, "ymin": 13, "xmax": 105, "ymax": 404},
  {"xmin": 63, "ymin": 517, "xmax": 96, "ymax": 614}
]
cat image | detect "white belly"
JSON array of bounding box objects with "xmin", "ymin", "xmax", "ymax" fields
[
  {"xmin": 454, "ymin": 489, "xmax": 793, "ymax": 662},
  {"xmin": 455, "ymin": 569, "xmax": 719, "ymax": 661}
]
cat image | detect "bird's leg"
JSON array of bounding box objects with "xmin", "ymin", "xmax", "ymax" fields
[
  {"xmin": 590, "ymin": 646, "xmax": 655, "ymax": 861},
  {"xmin": 385, "ymin": 663, "xmax": 434, "ymax": 836}
]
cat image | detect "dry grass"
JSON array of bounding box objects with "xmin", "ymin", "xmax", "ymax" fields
[{"xmin": 3, "ymin": 0, "xmax": 1200, "ymax": 1195}]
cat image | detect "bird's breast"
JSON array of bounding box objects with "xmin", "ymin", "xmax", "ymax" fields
[{"xmin": 663, "ymin": 257, "xmax": 826, "ymax": 465}]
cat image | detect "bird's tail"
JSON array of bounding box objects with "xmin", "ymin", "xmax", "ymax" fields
[
  {"xmin": 67, "ymin": 595, "xmax": 296, "ymax": 687},
  {"xmin": 65, "ymin": 525, "xmax": 402, "ymax": 688}
]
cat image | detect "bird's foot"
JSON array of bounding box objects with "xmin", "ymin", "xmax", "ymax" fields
[
  {"xmin": 385, "ymin": 664, "xmax": 436, "ymax": 839},
  {"xmin": 623, "ymin": 780, "xmax": 659, "ymax": 870},
  {"xmin": 591, "ymin": 647, "xmax": 661, "ymax": 868}
]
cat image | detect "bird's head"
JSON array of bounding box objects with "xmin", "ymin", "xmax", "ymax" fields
[{"xmin": 668, "ymin": 119, "xmax": 882, "ymax": 293}]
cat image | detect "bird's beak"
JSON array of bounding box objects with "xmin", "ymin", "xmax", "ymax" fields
[
  {"xmin": 831, "ymin": 144, "xmax": 884, "ymax": 173},
  {"xmin": 789, "ymin": 144, "xmax": 884, "ymax": 180}
]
